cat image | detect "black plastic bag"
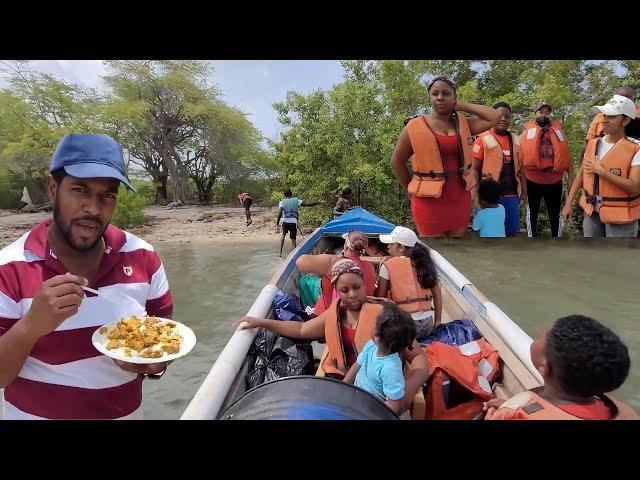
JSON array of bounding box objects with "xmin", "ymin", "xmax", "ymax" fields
[
  {"xmin": 247, "ymin": 329, "xmax": 314, "ymax": 389},
  {"xmin": 246, "ymin": 329, "xmax": 279, "ymax": 389}
]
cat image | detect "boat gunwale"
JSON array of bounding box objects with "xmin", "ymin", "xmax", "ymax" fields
[{"xmin": 181, "ymin": 222, "xmax": 542, "ymax": 420}]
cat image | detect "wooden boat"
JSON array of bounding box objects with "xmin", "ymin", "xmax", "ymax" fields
[{"xmin": 181, "ymin": 207, "xmax": 543, "ymax": 420}]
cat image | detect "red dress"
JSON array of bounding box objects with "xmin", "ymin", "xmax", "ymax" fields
[
  {"xmin": 411, "ymin": 132, "xmax": 472, "ymax": 236},
  {"xmin": 340, "ymin": 324, "xmax": 358, "ymax": 367}
]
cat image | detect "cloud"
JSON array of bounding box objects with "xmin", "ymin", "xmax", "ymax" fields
[{"xmin": 1, "ymin": 60, "xmax": 345, "ymax": 140}]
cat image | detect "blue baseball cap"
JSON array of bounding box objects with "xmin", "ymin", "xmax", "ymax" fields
[{"xmin": 50, "ymin": 134, "xmax": 136, "ymax": 192}]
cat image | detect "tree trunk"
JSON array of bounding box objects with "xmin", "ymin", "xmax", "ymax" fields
[
  {"xmin": 193, "ymin": 179, "xmax": 206, "ymax": 203},
  {"xmin": 161, "ymin": 148, "xmax": 187, "ymax": 204},
  {"xmin": 153, "ymin": 174, "xmax": 168, "ymax": 203}
]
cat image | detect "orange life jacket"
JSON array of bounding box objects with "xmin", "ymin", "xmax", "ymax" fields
[
  {"xmin": 321, "ymin": 298, "xmax": 383, "ymax": 378},
  {"xmin": 478, "ymin": 130, "xmax": 525, "ymax": 196},
  {"xmin": 579, "ymin": 136, "xmax": 640, "ymax": 224},
  {"xmin": 381, "ymin": 256, "xmax": 433, "ymax": 314},
  {"xmin": 406, "ymin": 113, "xmax": 476, "ymax": 198},
  {"xmin": 423, "ymin": 339, "xmax": 500, "ymax": 420},
  {"xmin": 484, "ymin": 388, "xmax": 638, "ymax": 420},
  {"xmin": 520, "ymin": 120, "xmax": 570, "ymax": 173},
  {"xmin": 590, "ymin": 113, "xmax": 605, "ymax": 140}
]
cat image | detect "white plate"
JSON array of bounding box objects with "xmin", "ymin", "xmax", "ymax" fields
[{"xmin": 92, "ymin": 317, "xmax": 196, "ymax": 364}]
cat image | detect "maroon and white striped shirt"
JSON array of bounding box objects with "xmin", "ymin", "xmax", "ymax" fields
[{"xmin": 0, "ymin": 220, "xmax": 173, "ymax": 420}]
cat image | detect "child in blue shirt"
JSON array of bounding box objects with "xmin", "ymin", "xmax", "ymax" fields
[
  {"xmin": 343, "ymin": 303, "xmax": 417, "ymax": 414},
  {"xmin": 473, "ymin": 179, "xmax": 506, "ymax": 237}
]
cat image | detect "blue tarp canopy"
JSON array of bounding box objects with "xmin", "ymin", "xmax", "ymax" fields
[{"xmin": 319, "ymin": 207, "xmax": 395, "ymax": 235}]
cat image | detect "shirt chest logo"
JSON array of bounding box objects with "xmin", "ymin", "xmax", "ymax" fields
[{"xmin": 123, "ymin": 266, "xmax": 134, "ymax": 276}]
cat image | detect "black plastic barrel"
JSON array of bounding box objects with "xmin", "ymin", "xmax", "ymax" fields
[{"xmin": 220, "ymin": 376, "xmax": 399, "ymax": 420}]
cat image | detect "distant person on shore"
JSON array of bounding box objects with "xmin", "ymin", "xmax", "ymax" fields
[
  {"xmin": 333, "ymin": 187, "xmax": 353, "ymax": 218},
  {"xmin": 238, "ymin": 192, "xmax": 253, "ymax": 226},
  {"xmin": 276, "ymin": 188, "xmax": 320, "ymax": 257}
]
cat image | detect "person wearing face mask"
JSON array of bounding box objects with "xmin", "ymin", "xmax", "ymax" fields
[
  {"xmin": 391, "ymin": 76, "xmax": 501, "ymax": 238},
  {"xmin": 519, "ymin": 102, "xmax": 573, "ymax": 237}
]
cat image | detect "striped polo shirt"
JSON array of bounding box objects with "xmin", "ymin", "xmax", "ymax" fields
[{"xmin": 0, "ymin": 219, "xmax": 173, "ymax": 420}]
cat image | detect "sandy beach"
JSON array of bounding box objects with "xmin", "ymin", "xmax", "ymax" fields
[{"xmin": 0, "ymin": 204, "xmax": 294, "ymax": 249}]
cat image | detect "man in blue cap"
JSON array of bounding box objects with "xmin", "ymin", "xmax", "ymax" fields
[{"xmin": 0, "ymin": 134, "xmax": 174, "ymax": 420}]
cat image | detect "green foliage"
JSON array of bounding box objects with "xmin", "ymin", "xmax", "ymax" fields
[
  {"xmin": 130, "ymin": 179, "xmax": 155, "ymax": 205},
  {"xmin": 0, "ymin": 169, "xmax": 21, "ymax": 209},
  {"xmin": 101, "ymin": 60, "xmax": 270, "ymax": 204},
  {"xmin": 0, "ymin": 60, "xmax": 272, "ymax": 209},
  {"xmin": 0, "ymin": 70, "xmax": 101, "ymax": 205},
  {"xmin": 271, "ymin": 60, "xmax": 640, "ymax": 230},
  {"xmin": 210, "ymin": 177, "xmax": 281, "ymax": 206},
  {"xmin": 111, "ymin": 187, "xmax": 149, "ymax": 228},
  {"xmin": 4, "ymin": 59, "xmax": 640, "ymax": 237}
]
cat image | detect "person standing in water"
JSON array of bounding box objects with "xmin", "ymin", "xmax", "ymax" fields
[
  {"xmin": 472, "ymin": 102, "xmax": 527, "ymax": 236},
  {"xmin": 391, "ymin": 76, "xmax": 501, "ymax": 238},
  {"xmin": 519, "ymin": 102, "xmax": 573, "ymax": 237},
  {"xmin": 472, "ymin": 180, "xmax": 506, "ymax": 238},
  {"xmin": 562, "ymin": 94, "xmax": 640, "ymax": 237}
]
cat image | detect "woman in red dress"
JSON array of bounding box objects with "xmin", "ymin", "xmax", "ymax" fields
[{"xmin": 391, "ymin": 77, "xmax": 501, "ymax": 238}]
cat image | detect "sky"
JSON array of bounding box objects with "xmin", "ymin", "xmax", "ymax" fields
[{"xmin": 0, "ymin": 60, "xmax": 347, "ymax": 141}]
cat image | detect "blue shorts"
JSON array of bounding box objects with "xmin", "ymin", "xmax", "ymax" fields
[{"xmin": 499, "ymin": 195, "xmax": 521, "ymax": 236}]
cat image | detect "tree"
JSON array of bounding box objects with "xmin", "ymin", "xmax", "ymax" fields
[
  {"xmin": 271, "ymin": 60, "xmax": 631, "ymax": 231},
  {"xmin": 185, "ymin": 103, "xmax": 265, "ymax": 203},
  {"xmin": 0, "ymin": 62, "xmax": 100, "ymax": 204},
  {"xmin": 102, "ymin": 60, "xmax": 221, "ymax": 204}
]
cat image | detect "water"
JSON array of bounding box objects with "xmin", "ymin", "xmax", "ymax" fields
[
  {"xmin": 142, "ymin": 240, "xmax": 280, "ymax": 419},
  {"xmin": 143, "ymin": 237, "xmax": 640, "ymax": 418},
  {"xmin": 428, "ymin": 237, "xmax": 640, "ymax": 411}
]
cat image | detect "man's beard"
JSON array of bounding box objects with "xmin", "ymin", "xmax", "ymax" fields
[{"xmin": 53, "ymin": 196, "xmax": 107, "ymax": 252}]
